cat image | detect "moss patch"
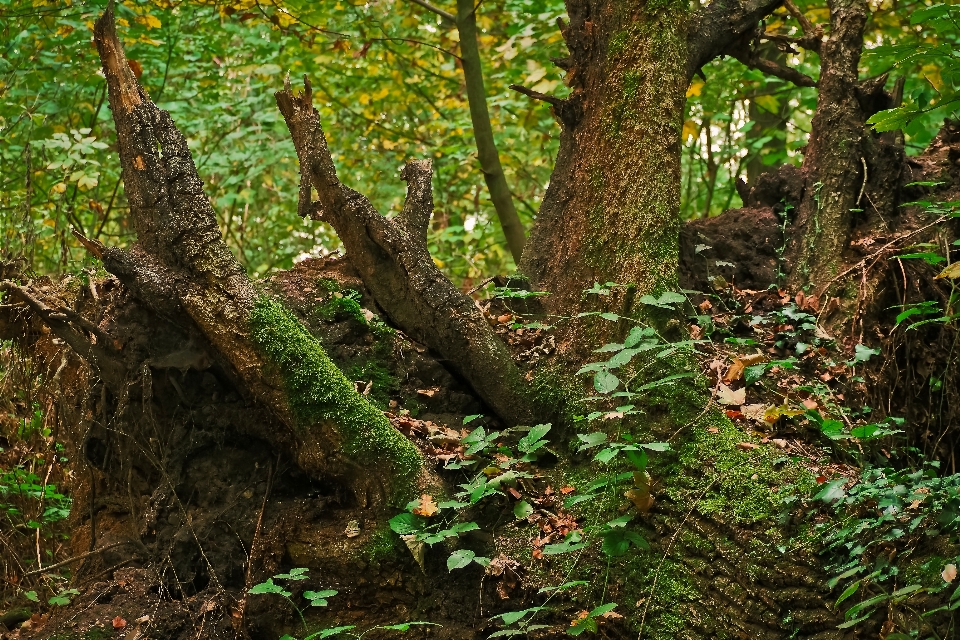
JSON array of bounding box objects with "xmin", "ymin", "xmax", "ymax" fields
[{"xmin": 250, "ymin": 297, "xmax": 422, "ymax": 500}]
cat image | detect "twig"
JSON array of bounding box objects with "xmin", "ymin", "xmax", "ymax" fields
[
  {"xmin": 509, "ymin": 83, "xmax": 565, "ymax": 107},
  {"xmin": 404, "ymin": 0, "xmax": 455, "ymax": 21},
  {"xmin": 467, "ymin": 275, "xmax": 497, "ymax": 295},
  {"xmin": 21, "ymin": 541, "xmax": 133, "ymax": 577},
  {"xmin": 857, "ymin": 157, "xmax": 868, "ymax": 206},
  {"xmin": 236, "ymin": 457, "xmax": 276, "ymax": 635}
]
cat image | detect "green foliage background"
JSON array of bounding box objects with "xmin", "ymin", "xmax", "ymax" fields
[{"xmin": 1, "ymin": 0, "xmax": 957, "ymax": 281}]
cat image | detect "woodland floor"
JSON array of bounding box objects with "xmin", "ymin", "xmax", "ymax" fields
[{"xmin": 2, "ymin": 150, "xmax": 960, "ymax": 639}]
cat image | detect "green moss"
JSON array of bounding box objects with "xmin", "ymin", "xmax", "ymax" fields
[
  {"xmin": 346, "ymin": 359, "xmax": 397, "ymax": 409},
  {"xmin": 608, "ymin": 31, "xmax": 628, "ymax": 58},
  {"xmin": 359, "ymin": 524, "xmax": 400, "ymax": 564},
  {"xmin": 250, "ymin": 297, "xmax": 423, "ymax": 501}
]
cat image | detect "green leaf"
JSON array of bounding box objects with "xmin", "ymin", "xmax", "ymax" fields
[
  {"xmin": 594, "ymin": 370, "xmax": 621, "ymax": 394},
  {"xmin": 642, "ymin": 442, "xmax": 670, "ymax": 452},
  {"xmin": 303, "ymin": 627, "xmax": 357, "ymax": 640},
  {"xmin": 577, "ymin": 432, "xmax": 608, "ymax": 451},
  {"xmin": 447, "ymin": 549, "xmax": 476, "ymax": 571},
  {"xmin": 853, "ymin": 343, "xmax": 880, "ymax": 363},
  {"xmin": 514, "ymin": 500, "xmax": 534, "ymax": 519},
  {"xmin": 389, "ymin": 512, "xmax": 425, "ymax": 535},
  {"xmin": 378, "ymin": 622, "xmax": 440, "ymax": 631},
  {"xmin": 22, "ymin": 590, "xmax": 39, "ymax": 603},
  {"xmin": 249, "ymin": 578, "xmax": 286, "ymax": 595}
]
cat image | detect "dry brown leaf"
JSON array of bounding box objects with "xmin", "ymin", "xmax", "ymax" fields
[
  {"xmin": 716, "ymin": 383, "xmax": 746, "ymax": 406},
  {"xmin": 936, "ymin": 262, "xmax": 960, "ymax": 280},
  {"xmin": 412, "ymin": 494, "xmax": 438, "ymax": 517},
  {"xmin": 944, "ymin": 563, "xmax": 958, "ymax": 583},
  {"xmin": 113, "ymin": 617, "xmax": 127, "ymax": 629},
  {"xmin": 560, "ymin": 486, "xmax": 576, "ymax": 494},
  {"xmin": 736, "ymin": 442, "xmax": 760, "ymax": 451}
]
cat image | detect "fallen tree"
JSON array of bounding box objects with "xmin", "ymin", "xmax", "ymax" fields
[{"xmin": 2, "ymin": 0, "xmax": 960, "ymax": 638}]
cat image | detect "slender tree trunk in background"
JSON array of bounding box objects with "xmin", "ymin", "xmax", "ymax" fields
[
  {"xmin": 455, "ymin": 0, "xmax": 527, "ymax": 264},
  {"xmin": 785, "ymin": 0, "xmax": 869, "ymax": 288},
  {"xmin": 746, "ymin": 44, "xmax": 789, "ymax": 185}
]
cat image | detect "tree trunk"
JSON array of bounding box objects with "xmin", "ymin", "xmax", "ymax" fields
[
  {"xmin": 785, "ymin": 0, "xmax": 869, "ymax": 287},
  {"xmin": 455, "ymin": 0, "xmax": 528, "ymax": 264},
  {"xmin": 84, "ymin": 7, "xmax": 425, "ymax": 509}
]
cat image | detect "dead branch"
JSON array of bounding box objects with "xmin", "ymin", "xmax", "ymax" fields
[
  {"xmin": 276, "ymin": 77, "xmax": 549, "ymax": 426},
  {"xmin": 686, "ymin": 0, "xmax": 786, "ymax": 82},
  {"xmin": 729, "ymin": 48, "xmax": 818, "ymax": 87}
]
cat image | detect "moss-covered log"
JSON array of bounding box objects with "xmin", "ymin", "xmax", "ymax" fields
[{"xmin": 78, "ymin": 6, "xmax": 422, "ymax": 506}]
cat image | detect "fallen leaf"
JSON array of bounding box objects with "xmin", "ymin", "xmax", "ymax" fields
[
  {"xmin": 944, "ymin": 564, "xmax": 957, "ymax": 583},
  {"xmin": 625, "ymin": 489, "xmax": 654, "ymax": 513},
  {"xmin": 401, "ymin": 534, "xmax": 426, "ymax": 571},
  {"xmin": 412, "ymin": 494, "xmax": 438, "ymax": 517},
  {"xmin": 113, "ymin": 617, "xmax": 127, "ymax": 629},
  {"xmin": 740, "ymin": 404, "xmax": 768, "ymax": 423},
  {"xmin": 560, "ymin": 486, "xmax": 576, "ymax": 494},
  {"xmin": 344, "ymin": 520, "xmax": 361, "ymax": 538},
  {"xmin": 802, "ymin": 398, "xmax": 819, "ymax": 410},
  {"xmin": 725, "ymin": 409, "xmax": 743, "ymax": 420},
  {"xmin": 707, "ymin": 427, "xmax": 720, "ymax": 434},
  {"xmin": 736, "ymin": 442, "xmax": 760, "ymax": 451},
  {"xmin": 936, "ymin": 262, "xmax": 960, "ymax": 280},
  {"xmin": 716, "ymin": 384, "xmax": 746, "ymax": 406}
]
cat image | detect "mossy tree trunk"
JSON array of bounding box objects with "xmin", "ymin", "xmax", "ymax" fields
[
  {"xmin": 513, "ymin": 0, "xmax": 786, "ymax": 354},
  {"xmin": 75, "ymin": 7, "xmax": 424, "ymax": 509}
]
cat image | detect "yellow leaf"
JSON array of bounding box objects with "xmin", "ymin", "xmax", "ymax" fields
[
  {"xmin": 136, "ymin": 14, "xmax": 162, "ymax": 29},
  {"xmin": 686, "ymin": 79, "xmax": 704, "ymax": 98},
  {"xmin": 51, "ymin": 182, "xmax": 67, "ymax": 194},
  {"xmin": 682, "ymin": 120, "xmax": 699, "ymax": 143},
  {"xmin": 936, "ymin": 262, "xmax": 960, "ymax": 280},
  {"xmin": 753, "ymin": 94, "xmax": 779, "ymax": 113},
  {"xmin": 412, "ymin": 494, "xmax": 438, "ymax": 517}
]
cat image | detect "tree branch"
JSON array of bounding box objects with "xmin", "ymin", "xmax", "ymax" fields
[
  {"xmin": 276, "ymin": 77, "xmax": 548, "ymax": 427},
  {"xmin": 404, "ymin": 0, "xmax": 455, "ymax": 22},
  {"xmin": 685, "ymin": 0, "xmax": 785, "ymax": 83},
  {"xmin": 730, "ymin": 49, "xmax": 818, "ymax": 87},
  {"xmin": 398, "ymin": 159, "xmax": 434, "ymax": 244}
]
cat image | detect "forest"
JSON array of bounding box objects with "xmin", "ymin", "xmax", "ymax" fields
[{"xmin": 1, "ymin": 0, "xmax": 959, "ymax": 637}]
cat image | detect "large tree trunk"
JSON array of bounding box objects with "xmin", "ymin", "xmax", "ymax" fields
[{"xmin": 518, "ymin": 0, "xmax": 784, "ymax": 318}]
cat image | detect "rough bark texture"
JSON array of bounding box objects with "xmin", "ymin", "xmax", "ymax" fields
[
  {"xmin": 518, "ymin": 0, "xmax": 689, "ymax": 316},
  {"xmin": 85, "ymin": 7, "xmax": 422, "ymax": 507},
  {"xmin": 785, "ymin": 0, "xmax": 870, "ymax": 286},
  {"xmin": 275, "ymin": 78, "xmax": 548, "ymax": 427},
  {"xmin": 518, "ymin": 0, "xmax": 791, "ymax": 318}
]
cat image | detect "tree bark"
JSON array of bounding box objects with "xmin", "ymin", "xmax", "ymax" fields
[
  {"xmin": 85, "ymin": 6, "xmax": 424, "ymax": 508},
  {"xmin": 275, "ymin": 78, "xmax": 547, "ymax": 427},
  {"xmin": 785, "ymin": 0, "xmax": 869, "ymax": 287},
  {"xmin": 518, "ymin": 0, "xmax": 786, "ymax": 318}
]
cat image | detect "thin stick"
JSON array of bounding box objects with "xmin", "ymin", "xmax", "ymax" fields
[
  {"xmin": 236, "ymin": 457, "xmax": 276, "ymax": 635},
  {"xmin": 21, "ymin": 541, "xmax": 132, "ymax": 577}
]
